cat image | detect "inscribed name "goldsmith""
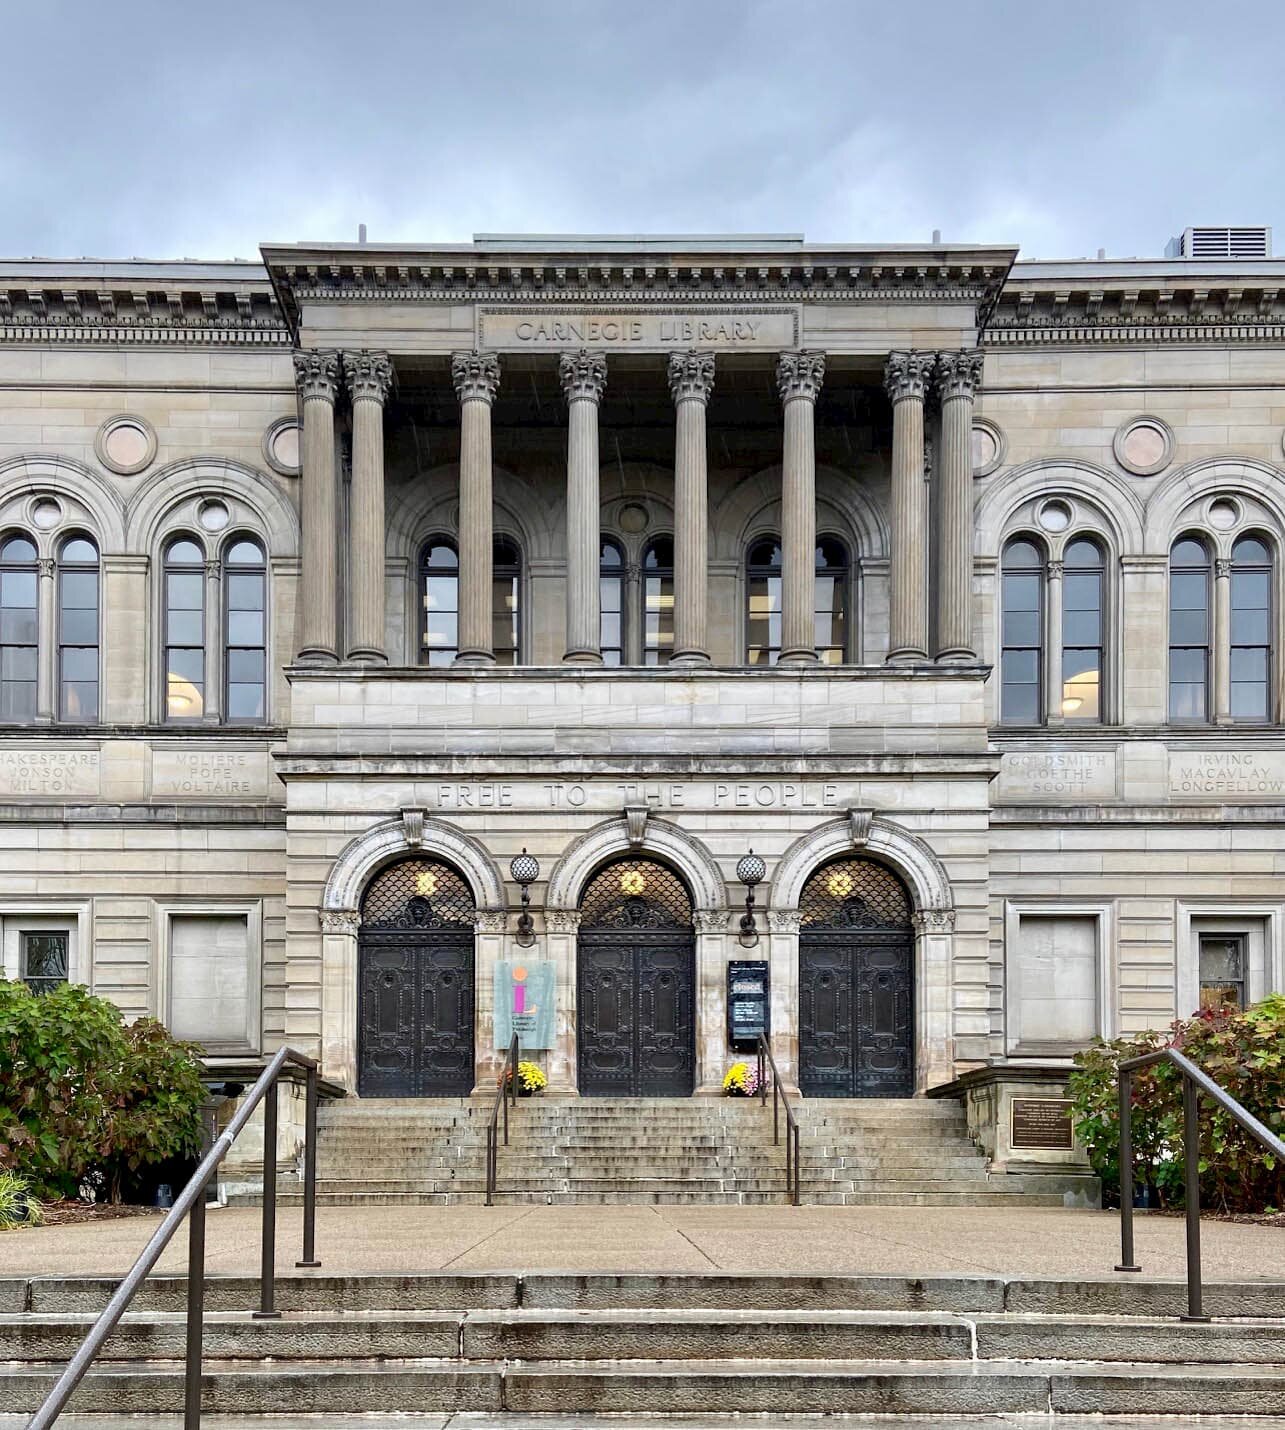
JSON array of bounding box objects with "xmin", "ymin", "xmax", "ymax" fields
[{"xmin": 479, "ymin": 308, "xmax": 799, "ymax": 351}]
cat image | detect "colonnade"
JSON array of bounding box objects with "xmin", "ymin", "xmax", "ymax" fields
[{"xmin": 291, "ymin": 344, "xmax": 983, "ymax": 667}]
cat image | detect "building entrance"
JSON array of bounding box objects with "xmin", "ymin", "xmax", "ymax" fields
[
  {"xmin": 798, "ymin": 857, "xmax": 914, "ymax": 1097},
  {"xmin": 357, "ymin": 858, "xmax": 476, "ymax": 1097},
  {"xmin": 576, "ymin": 857, "xmax": 696, "ymax": 1097}
]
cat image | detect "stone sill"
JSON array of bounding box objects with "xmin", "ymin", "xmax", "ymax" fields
[
  {"xmin": 993, "ymin": 725, "xmax": 1285, "ymax": 743},
  {"xmin": 286, "ymin": 662, "xmax": 992, "ymax": 684}
]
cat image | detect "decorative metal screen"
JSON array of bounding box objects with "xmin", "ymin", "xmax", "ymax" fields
[
  {"xmin": 799, "ymin": 858, "xmax": 911, "ymax": 930},
  {"xmin": 360, "ymin": 858, "xmax": 476, "ymax": 930},
  {"xmin": 579, "ymin": 858, "xmax": 693, "ymax": 929}
]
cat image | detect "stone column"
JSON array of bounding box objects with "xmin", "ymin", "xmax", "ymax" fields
[
  {"xmin": 293, "ymin": 350, "xmax": 341, "ymax": 664},
  {"xmin": 559, "ymin": 349, "xmax": 608, "ymax": 664},
  {"xmin": 933, "ymin": 349, "xmax": 984, "ymax": 662},
  {"xmin": 776, "ymin": 350, "xmax": 826, "ymax": 665},
  {"xmin": 343, "ymin": 350, "xmax": 393, "ymax": 664},
  {"xmin": 884, "ymin": 351, "xmax": 934, "ymax": 663},
  {"xmin": 202, "ymin": 558, "xmax": 222, "ymax": 724},
  {"xmin": 1045, "ymin": 559, "xmax": 1064, "ymax": 725},
  {"xmin": 451, "ymin": 351, "xmax": 501, "ymax": 667},
  {"xmin": 35, "ymin": 558, "xmax": 55, "ymax": 722},
  {"xmin": 668, "ymin": 350, "xmax": 716, "ymax": 666},
  {"xmin": 1214, "ymin": 557, "xmax": 1233, "ymax": 724}
]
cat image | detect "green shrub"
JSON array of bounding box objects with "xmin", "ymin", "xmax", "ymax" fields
[
  {"xmin": 0, "ymin": 1171, "xmax": 41, "ymax": 1230},
  {"xmin": 1069, "ymin": 994, "xmax": 1285, "ymax": 1213},
  {"xmin": 0, "ymin": 979, "xmax": 206, "ymax": 1202}
]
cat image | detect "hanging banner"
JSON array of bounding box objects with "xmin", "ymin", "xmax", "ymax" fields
[{"xmin": 494, "ymin": 959, "xmax": 556, "ymax": 1050}]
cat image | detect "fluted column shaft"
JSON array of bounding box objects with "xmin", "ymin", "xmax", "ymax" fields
[
  {"xmin": 344, "ymin": 351, "xmax": 393, "ymax": 664},
  {"xmin": 452, "ymin": 351, "xmax": 500, "ymax": 667},
  {"xmin": 669, "ymin": 350, "xmax": 715, "ymax": 666},
  {"xmin": 1214, "ymin": 558, "xmax": 1233, "ymax": 724},
  {"xmin": 293, "ymin": 350, "xmax": 341, "ymax": 664},
  {"xmin": 776, "ymin": 351, "xmax": 825, "ymax": 666},
  {"xmin": 884, "ymin": 351, "xmax": 934, "ymax": 662},
  {"xmin": 560, "ymin": 350, "xmax": 608, "ymax": 664},
  {"xmin": 934, "ymin": 349, "xmax": 984, "ymax": 662}
]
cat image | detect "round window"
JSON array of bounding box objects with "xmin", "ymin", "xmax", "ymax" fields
[
  {"xmin": 95, "ymin": 415, "xmax": 157, "ymax": 475},
  {"xmin": 262, "ymin": 417, "xmax": 302, "ymax": 476},
  {"xmin": 1113, "ymin": 416, "xmax": 1174, "ymax": 476}
]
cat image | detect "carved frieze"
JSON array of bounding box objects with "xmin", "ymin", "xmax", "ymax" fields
[
  {"xmin": 912, "ymin": 908, "xmax": 956, "ymax": 933},
  {"xmin": 768, "ymin": 909, "xmax": 802, "ymax": 934},
  {"xmin": 667, "ymin": 349, "xmax": 716, "ymax": 405},
  {"xmin": 293, "ymin": 349, "xmax": 341, "ymax": 403},
  {"xmin": 693, "ymin": 908, "xmax": 731, "ymax": 933},
  {"xmin": 776, "ymin": 349, "xmax": 826, "ymax": 404},
  {"xmin": 883, "ymin": 349, "xmax": 935, "ymax": 404},
  {"xmin": 451, "ymin": 350, "xmax": 501, "ymax": 405},
  {"xmin": 558, "ymin": 348, "xmax": 608, "ymax": 404},
  {"xmin": 474, "ymin": 909, "xmax": 508, "ymax": 934},
  {"xmin": 545, "ymin": 909, "xmax": 582, "ymax": 933},
  {"xmin": 320, "ymin": 910, "xmax": 360, "ymax": 935},
  {"xmin": 343, "ymin": 349, "xmax": 394, "ymax": 405}
]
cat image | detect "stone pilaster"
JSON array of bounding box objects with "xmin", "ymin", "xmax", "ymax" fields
[
  {"xmin": 343, "ymin": 350, "xmax": 393, "ymax": 664},
  {"xmin": 292, "ymin": 349, "xmax": 341, "ymax": 664},
  {"xmin": 1214, "ymin": 557, "xmax": 1233, "ymax": 724},
  {"xmin": 451, "ymin": 350, "xmax": 501, "ymax": 667},
  {"xmin": 884, "ymin": 350, "xmax": 934, "ymax": 663},
  {"xmin": 560, "ymin": 349, "xmax": 608, "ymax": 664},
  {"xmin": 668, "ymin": 350, "xmax": 715, "ymax": 667},
  {"xmin": 776, "ymin": 350, "xmax": 825, "ymax": 666},
  {"xmin": 933, "ymin": 349, "xmax": 984, "ymax": 662}
]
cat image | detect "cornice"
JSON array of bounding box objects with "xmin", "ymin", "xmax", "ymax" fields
[{"xmin": 0, "ymin": 283, "xmax": 288, "ymax": 348}]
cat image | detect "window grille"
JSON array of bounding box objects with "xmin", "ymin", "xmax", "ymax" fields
[
  {"xmin": 799, "ymin": 858, "xmax": 912, "ymax": 929},
  {"xmin": 579, "ymin": 857, "xmax": 693, "ymax": 929},
  {"xmin": 360, "ymin": 858, "xmax": 476, "ymax": 930}
]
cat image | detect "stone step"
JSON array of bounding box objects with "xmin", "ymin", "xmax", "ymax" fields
[
  {"xmin": 6, "ymin": 1418, "xmax": 1285, "ymax": 1430},
  {"xmin": 267, "ymin": 1188, "xmax": 1070, "ymax": 1207}
]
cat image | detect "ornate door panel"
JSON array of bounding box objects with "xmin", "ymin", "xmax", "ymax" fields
[
  {"xmin": 576, "ymin": 939, "xmax": 636, "ymax": 1097},
  {"xmin": 798, "ymin": 936, "xmax": 855, "ymax": 1097}
]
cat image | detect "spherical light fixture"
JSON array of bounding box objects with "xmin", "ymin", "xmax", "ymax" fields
[
  {"xmin": 737, "ymin": 848, "xmax": 766, "ymax": 948},
  {"xmin": 510, "ymin": 849, "xmax": 540, "ymax": 948}
]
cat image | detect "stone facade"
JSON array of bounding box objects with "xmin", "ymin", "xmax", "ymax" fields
[{"xmin": 2, "ymin": 237, "xmax": 1284, "ymax": 1133}]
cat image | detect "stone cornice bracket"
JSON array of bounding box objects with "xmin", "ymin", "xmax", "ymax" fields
[
  {"xmin": 400, "ymin": 807, "xmax": 425, "ymax": 848},
  {"xmin": 293, "ymin": 348, "xmax": 340, "ymax": 404},
  {"xmin": 343, "ymin": 349, "xmax": 393, "ymax": 405},
  {"xmin": 912, "ymin": 908, "xmax": 956, "ymax": 933},
  {"xmin": 559, "ymin": 348, "xmax": 608, "ymax": 404},
  {"xmin": 883, "ymin": 349, "xmax": 935, "ymax": 404},
  {"xmin": 624, "ymin": 804, "xmax": 649, "ymax": 847},
  {"xmin": 934, "ymin": 348, "xmax": 984, "ymax": 402},
  {"xmin": 451, "ymin": 349, "xmax": 501, "ymax": 405},
  {"xmin": 667, "ymin": 349, "xmax": 715, "ymax": 405},
  {"xmin": 474, "ymin": 909, "xmax": 508, "ymax": 934},
  {"xmin": 320, "ymin": 910, "xmax": 360, "ymax": 935},
  {"xmin": 847, "ymin": 808, "xmax": 872, "ymax": 847},
  {"xmin": 545, "ymin": 909, "xmax": 581, "ymax": 933},
  {"xmin": 776, "ymin": 349, "xmax": 826, "ymax": 404}
]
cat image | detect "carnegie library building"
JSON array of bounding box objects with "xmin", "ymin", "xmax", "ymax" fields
[{"xmin": 3, "ymin": 228, "xmax": 1284, "ymax": 1198}]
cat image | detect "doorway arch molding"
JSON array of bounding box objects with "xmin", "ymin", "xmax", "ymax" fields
[
  {"xmin": 771, "ymin": 814, "xmax": 953, "ymax": 917},
  {"xmin": 545, "ymin": 815, "xmax": 728, "ymax": 916}
]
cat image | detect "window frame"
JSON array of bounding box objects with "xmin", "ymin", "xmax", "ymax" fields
[
  {"xmin": 161, "ymin": 533, "xmax": 208, "ymax": 723},
  {"xmin": 0, "ymin": 529, "xmax": 40, "ymax": 724},
  {"xmin": 0, "ymin": 904, "xmax": 89, "ymax": 988},
  {"xmin": 743, "ymin": 532, "xmax": 856, "ymax": 666},
  {"xmin": 999, "ymin": 535, "xmax": 1047, "ymax": 725},
  {"xmin": 1168, "ymin": 532, "xmax": 1213, "ymax": 725},
  {"xmin": 221, "ymin": 533, "xmax": 268, "ymax": 724},
  {"xmin": 1003, "ymin": 899, "xmax": 1116, "ymax": 1055},
  {"xmin": 56, "ymin": 532, "xmax": 101, "ymax": 724},
  {"xmin": 418, "ymin": 534, "xmax": 460, "ymax": 667},
  {"xmin": 599, "ymin": 537, "xmax": 626, "ymax": 666},
  {"xmin": 642, "ymin": 535, "xmax": 675, "ymax": 666},
  {"xmin": 154, "ymin": 899, "xmax": 263, "ymax": 1055},
  {"xmin": 1177, "ymin": 905, "xmax": 1282, "ymax": 1019},
  {"xmin": 1060, "ymin": 535, "xmax": 1106, "ymax": 725},
  {"xmin": 1228, "ymin": 531, "xmax": 1274, "ymax": 724},
  {"xmin": 492, "ymin": 534, "xmax": 523, "ymax": 666}
]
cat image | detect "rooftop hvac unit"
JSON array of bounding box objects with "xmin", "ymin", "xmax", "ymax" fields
[{"xmin": 1166, "ymin": 226, "xmax": 1272, "ymax": 259}]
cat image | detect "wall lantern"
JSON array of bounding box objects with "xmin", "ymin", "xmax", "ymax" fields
[
  {"xmin": 736, "ymin": 849, "xmax": 766, "ymax": 948},
  {"xmin": 510, "ymin": 849, "xmax": 540, "ymax": 947}
]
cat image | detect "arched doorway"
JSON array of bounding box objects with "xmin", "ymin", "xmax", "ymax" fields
[
  {"xmin": 798, "ymin": 857, "xmax": 914, "ymax": 1097},
  {"xmin": 357, "ymin": 857, "xmax": 476, "ymax": 1096},
  {"xmin": 577, "ymin": 857, "xmax": 696, "ymax": 1096}
]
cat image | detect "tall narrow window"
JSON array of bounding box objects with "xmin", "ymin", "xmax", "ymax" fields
[
  {"xmin": 1000, "ymin": 537, "xmax": 1044, "ymax": 723},
  {"xmin": 0, "ymin": 533, "xmax": 38, "ymax": 721},
  {"xmin": 643, "ymin": 537, "xmax": 674, "ymax": 665},
  {"xmin": 1061, "ymin": 537, "xmax": 1103, "ymax": 722},
  {"xmin": 420, "ymin": 539, "xmax": 458, "ymax": 666},
  {"xmin": 57, "ymin": 535, "xmax": 99, "ymax": 721},
  {"xmin": 1199, "ymin": 933, "xmax": 1247, "ymax": 1013},
  {"xmin": 164, "ymin": 536, "xmax": 205, "ymax": 720},
  {"xmin": 600, "ymin": 539, "xmax": 625, "ymax": 666},
  {"xmin": 492, "ymin": 537, "xmax": 521, "ymax": 665},
  {"xmin": 1169, "ymin": 535, "xmax": 1211, "ymax": 721},
  {"xmin": 1230, "ymin": 534, "xmax": 1272, "ymax": 721},
  {"xmin": 224, "ymin": 537, "xmax": 266, "ymax": 721},
  {"xmin": 815, "ymin": 537, "xmax": 850, "ymax": 664},
  {"xmin": 746, "ymin": 538, "xmax": 782, "ymax": 665}
]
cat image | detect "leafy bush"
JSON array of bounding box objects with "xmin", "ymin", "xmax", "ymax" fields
[
  {"xmin": 0, "ymin": 1172, "xmax": 41, "ymax": 1230},
  {"xmin": 1070, "ymin": 994, "xmax": 1285, "ymax": 1212},
  {"xmin": 0, "ymin": 979, "xmax": 206, "ymax": 1202}
]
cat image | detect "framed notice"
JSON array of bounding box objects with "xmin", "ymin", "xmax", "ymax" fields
[
  {"xmin": 1010, "ymin": 1098, "xmax": 1075, "ymax": 1151},
  {"xmin": 494, "ymin": 959, "xmax": 555, "ymax": 1050}
]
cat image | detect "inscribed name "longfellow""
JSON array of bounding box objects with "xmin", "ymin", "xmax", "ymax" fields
[{"xmin": 479, "ymin": 308, "xmax": 799, "ymax": 351}]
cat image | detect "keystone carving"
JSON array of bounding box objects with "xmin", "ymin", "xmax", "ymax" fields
[
  {"xmin": 883, "ymin": 349, "xmax": 935, "ymax": 404},
  {"xmin": 776, "ymin": 349, "xmax": 826, "ymax": 404},
  {"xmin": 292, "ymin": 349, "xmax": 340, "ymax": 403},
  {"xmin": 343, "ymin": 349, "xmax": 394, "ymax": 405},
  {"xmin": 847, "ymin": 808, "xmax": 873, "ymax": 847},
  {"xmin": 559, "ymin": 348, "xmax": 608, "ymax": 403},
  {"xmin": 667, "ymin": 349, "xmax": 716, "ymax": 405},
  {"xmin": 451, "ymin": 350, "xmax": 501, "ymax": 405},
  {"xmin": 400, "ymin": 807, "xmax": 425, "ymax": 848},
  {"xmin": 624, "ymin": 804, "xmax": 649, "ymax": 846},
  {"xmin": 934, "ymin": 348, "xmax": 984, "ymax": 401}
]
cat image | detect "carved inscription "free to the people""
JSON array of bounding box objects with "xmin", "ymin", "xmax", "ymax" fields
[{"xmin": 0, "ymin": 749, "xmax": 100, "ymax": 797}]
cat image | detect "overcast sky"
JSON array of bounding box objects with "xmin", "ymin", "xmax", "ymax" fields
[{"xmin": 4, "ymin": 0, "xmax": 1282, "ymax": 264}]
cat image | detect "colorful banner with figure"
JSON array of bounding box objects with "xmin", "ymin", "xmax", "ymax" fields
[{"xmin": 494, "ymin": 959, "xmax": 555, "ymax": 1049}]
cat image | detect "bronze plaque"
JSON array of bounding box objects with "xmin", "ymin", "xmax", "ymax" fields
[{"xmin": 1011, "ymin": 1097, "xmax": 1075, "ymax": 1151}]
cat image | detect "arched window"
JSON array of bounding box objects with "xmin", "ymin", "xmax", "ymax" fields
[
  {"xmin": 492, "ymin": 537, "xmax": 522, "ymax": 665},
  {"xmin": 600, "ymin": 539, "xmax": 625, "ymax": 666},
  {"xmin": 0, "ymin": 533, "xmax": 38, "ymax": 721},
  {"xmin": 420, "ymin": 538, "xmax": 459, "ymax": 666},
  {"xmin": 1000, "ymin": 537, "xmax": 1044, "ymax": 723},
  {"xmin": 746, "ymin": 537, "xmax": 782, "ymax": 665},
  {"xmin": 57, "ymin": 535, "xmax": 99, "ymax": 721},
  {"xmin": 1231, "ymin": 534, "xmax": 1272, "ymax": 720},
  {"xmin": 1061, "ymin": 537, "xmax": 1103, "ymax": 722},
  {"xmin": 224, "ymin": 537, "xmax": 266, "ymax": 721},
  {"xmin": 643, "ymin": 537, "xmax": 674, "ymax": 665},
  {"xmin": 1169, "ymin": 535, "xmax": 1211, "ymax": 722},
  {"xmin": 815, "ymin": 537, "xmax": 850, "ymax": 664},
  {"xmin": 164, "ymin": 536, "xmax": 206, "ymax": 720}
]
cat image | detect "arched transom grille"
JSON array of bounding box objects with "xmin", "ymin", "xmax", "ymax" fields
[
  {"xmin": 360, "ymin": 858, "xmax": 476, "ymax": 930},
  {"xmin": 579, "ymin": 858, "xmax": 693, "ymax": 929},
  {"xmin": 799, "ymin": 857, "xmax": 912, "ymax": 930}
]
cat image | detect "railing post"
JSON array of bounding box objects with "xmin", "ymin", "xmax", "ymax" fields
[
  {"xmin": 297, "ymin": 1064, "xmax": 321, "ymax": 1269},
  {"xmin": 1182, "ymin": 1076, "xmax": 1210, "ymax": 1322},
  {"xmin": 254, "ymin": 1075, "xmax": 280, "ymax": 1319},
  {"xmin": 758, "ymin": 1037, "xmax": 767, "ymax": 1108},
  {"xmin": 793, "ymin": 1123, "xmax": 801, "ymax": 1207},
  {"xmin": 1115, "ymin": 1067, "xmax": 1140, "ymax": 1272},
  {"xmin": 184, "ymin": 1189, "xmax": 206, "ymax": 1429},
  {"xmin": 485, "ymin": 1125, "xmax": 495, "ymax": 1207}
]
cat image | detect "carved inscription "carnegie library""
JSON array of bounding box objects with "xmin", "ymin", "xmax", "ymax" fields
[{"xmin": 479, "ymin": 307, "xmax": 800, "ymax": 351}]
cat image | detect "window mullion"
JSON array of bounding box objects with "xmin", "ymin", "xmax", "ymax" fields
[
  {"xmin": 1046, "ymin": 560, "xmax": 1064, "ymax": 725},
  {"xmin": 36, "ymin": 557, "xmax": 56, "ymax": 724},
  {"xmin": 203, "ymin": 559, "xmax": 222, "ymax": 724},
  {"xmin": 1213, "ymin": 557, "xmax": 1232, "ymax": 725}
]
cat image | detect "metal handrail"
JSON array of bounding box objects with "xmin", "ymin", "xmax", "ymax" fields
[
  {"xmin": 484, "ymin": 1032, "xmax": 520, "ymax": 1207},
  {"xmin": 756, "ymin": 1033, "xmax": 801, "ymax": 1206},
  {"xmin": 28, "ymin": 1046, "xmax": 320, "ymax": 1429},
  {"xmin": 1115, "ymin": 1045, "xmax": 1285, "ymax": 1321}
]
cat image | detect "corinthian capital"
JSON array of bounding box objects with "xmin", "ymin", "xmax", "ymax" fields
[
  {"xmin": 776, "ymin": 349, "xmax": 825, "ymax": 404},
  {"xmin": 451, "ymin": 350, "xmax": 501, "ymax": 405},
  {"xmin": 293, "ymin": 349, "xmax": 340, "ymax": 404},
  {"xmin": 668, "ymin": 349, "xmax": 716, "ymax": 405},
  {"xmin": 934, "ymin": 349, "xmax": 984, "ymax": 402},
  {"xmin": 884, "ymin": 350, "xmax": 935, "ymax": 404},
  {"xmin": 343, "ymin": 349, "xmax": 393, "ymax": 405},
  {"xmin": 559, "ymin": 348, "xmax": 608, "ymax": 404}
]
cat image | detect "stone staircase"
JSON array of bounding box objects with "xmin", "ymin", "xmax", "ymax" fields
[
  {"xmin": 251, "ymin": 1095, "xmax": 1091, "ymax": 1207},
  {"xmin": 3, "ymin": 1270, "xmax": 1284, "ymax": 1421}
]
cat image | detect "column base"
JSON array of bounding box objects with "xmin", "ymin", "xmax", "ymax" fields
[
  {"xmin": 296, "ymin": 646, "xmax": 340, "ymax": 666},
  {"xmin": 886, "ymin": 647, "xmax": 928, "ymax": 665},
  {"xmin": 669, "ymin": 649, "xmax": 711, "ymax": 668},
  {"xmin": 453, "ymin": 650, "xmax": 496, "ymax": 668},
  {"xmin": 344, "ymin": 647, "xmax": 389, "ymax": 666},
  {"xmin": 777, "ymin": 648, "xmax": 819, "ymax": 666},
  {"xmin": 932, "ymin": 647, "xmax": 978, "ymax": 664},
  {"xmin": 562, "ymin": 648, "xmax": 604, "ymax": 666}
]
